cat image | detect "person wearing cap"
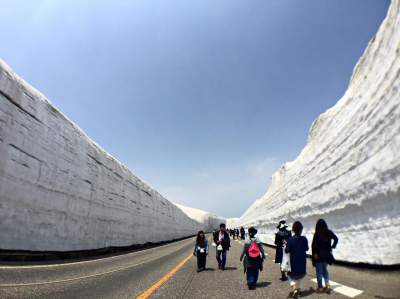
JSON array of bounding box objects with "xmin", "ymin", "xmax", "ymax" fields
[
  {"xmin": 275, "ymin": 220, "xmax": 291, "ymax": 281},
  {"xmin": 240, "ymin": 227, "xmax": 265, "ymax": 290}
]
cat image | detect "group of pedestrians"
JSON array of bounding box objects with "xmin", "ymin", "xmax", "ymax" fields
[
  {"xmin": 193, "ymin": 219, "xmax": 338, "ymax": 297},
  {"xmin": 229, "ymin": 227, "xmax": 246, "ymax": 240},
  {"xmin": 276, "ymin": 219, "xmax": 339, "ymax": 298}
]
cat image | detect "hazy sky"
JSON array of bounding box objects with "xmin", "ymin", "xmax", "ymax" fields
[{"xmin": 0, "ymin": 0, "xmax": 390, "ymax": 217}]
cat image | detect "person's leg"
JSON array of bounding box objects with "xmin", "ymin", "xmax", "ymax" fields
[
  {"xmin": 247, "ymin": 268, "xmax": 256, "ymax": 289},
  {"xmin": 216, "ymin": 250, "xmax": 221, "ymax": 268},
  {"xmin": 298, "ymin": 277, "xmax": 304, "ymax": 292},
  {"xmin": 200, "ymin": 253, "xmax": 206, "ymax": 270},
  {"xmin": 323, "ymin": 263, "xmax": 330, "ymax": 288},
  {"xmin": 221, "ymin": 250, "xmax": 227, "ymax": 269},
  {"xmin": 315, "ymin": 263, "xmax": 323, "ymax": 289},
  {"xmin": 196, "ymin": 254, "xmax": 201, "ymax": 271}
]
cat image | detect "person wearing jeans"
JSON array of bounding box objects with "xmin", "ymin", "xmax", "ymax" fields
[
  {"xmin": 240, "ymin": 227, "xmax": 265, "ymax": 290},
  {"xmin": 315, "ymin": 262, "xmax": 329, "ymax": 289},
  {"xmin": 312, "ymin": 219, "xmax": 339, "ymax": 293},
  {"xmin": 213, "ymin": 223, "xmax": 231, "ymax": 270}
]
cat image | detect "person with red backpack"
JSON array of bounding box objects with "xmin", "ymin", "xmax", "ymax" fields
[{"xmin": 239, "ymin": 227, "xmax": 265, "ymax": 290}]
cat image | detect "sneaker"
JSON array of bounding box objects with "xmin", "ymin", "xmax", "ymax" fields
[
  {"xmin": 316, "ymin": 288, "xmax": 325, "ymax": 293},
  {"xmin": 293, "ymin": 290, "xmax": 299, "ymax": 299}
]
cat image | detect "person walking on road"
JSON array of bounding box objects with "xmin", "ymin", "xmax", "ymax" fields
[
  {"xmin": 194, "ymin": 230, "xmax": 209, "ymax": 272},
  {"xmin": 275, "ymin": 220, "xmax": 292, "ymax": 281},
  {"xmin": 240, "ymin": 227, "xmax": 245, "ymax": 240},
  {"xmin": 240, "ymin": 227, "xmax": 265, "ymax": 290},
  {"xmin": 213, "ymin": 223, "xmax": 231, "ymax": 270},
  {"xmin": 285, "ymin": 221, "xmax": 308, "ymax": 299},
  {"xmin": 312, "ymin": 219, "xmax": 339, "ymax": 294}
]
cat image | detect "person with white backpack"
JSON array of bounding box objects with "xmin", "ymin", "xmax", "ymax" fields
[{"xmin": 240, "ymin": 227, "xmax": 265, "ymax": 290}]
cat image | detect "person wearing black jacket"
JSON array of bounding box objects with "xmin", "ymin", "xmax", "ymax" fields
[
  {"xmin": 312, "ymin": 219, "xmax": 339, "ymax": 293},
  {"xmin": 213, "ymin": 223, "xmax": 231, "ymax": 270},
  {"xmin": 275, "ymin": 220, "xmax": 291, "ymax": 281}
]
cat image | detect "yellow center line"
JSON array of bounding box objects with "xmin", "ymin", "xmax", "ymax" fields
[{"xmin": 136, "ymin": 253, "xmax": 193, "ymax": 299}]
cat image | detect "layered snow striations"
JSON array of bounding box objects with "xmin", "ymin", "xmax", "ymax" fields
[
  {"xmin": 0, "ymin": 60, "xmax": 201, "ymax": 252},
  {"xmin": 238, "ymin": 0, "xmax": 400, "ymax": 265}
]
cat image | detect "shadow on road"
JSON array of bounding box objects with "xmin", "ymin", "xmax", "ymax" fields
[
  {"xmin": 223, "ymin": 267, "xmax": 238, "ymax": 271},
  {"xmin": 257, "ymin": 281, "xmax": 272, "ymax": 288}
]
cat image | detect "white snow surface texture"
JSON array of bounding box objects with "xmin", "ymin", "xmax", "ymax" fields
[
  {"xmin": 239, "ymin": 1, "xmax": 400, "ymax": 265},
  {"xmin": 174, "ymin": 203, "xmax": 225, "ymax": 232},
  {"xmin": 0, "ymin": 60, "xmax": 202, "ymax": 252}
]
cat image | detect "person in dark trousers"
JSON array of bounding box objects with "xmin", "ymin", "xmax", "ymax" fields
[
  {"xmin": 240, "ymin": 227, "xmax": 265, "ymax": 290},
  {"xmin": 193, "ymin": 230, "xmax": 209, "ymax": 272},
  {"xmin": 285, "ymin": 221, "xmax": 308, "ymax": 299},
  {"xmin": 213, "ymin": 223, "xmax": 231, "ymax": 270},
  {"xmin": 240, "ymin": 227, "xmax": 245, "ymax": 240},
  {"xmin": 312, "ymin": 219, "xmax": 339, "ymax": 293},
  {"xmin": 275, "ymin": 220, "xmax": 292, "ymax": 281}
]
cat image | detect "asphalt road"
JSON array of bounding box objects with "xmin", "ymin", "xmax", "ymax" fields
[{"xmin": 0, "ymin": 237, "xmax": 399, "ymax": 299}]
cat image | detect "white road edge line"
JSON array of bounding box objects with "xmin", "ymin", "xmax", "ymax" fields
[
  {"xmin": 310, "ymin": 278, "xmax": 363, "ymax": 298},
  {"xmin": 0, "ymin": 238, "xmax": 193, "ymax": 270}
]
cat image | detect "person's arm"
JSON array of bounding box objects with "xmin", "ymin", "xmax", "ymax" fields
[
  {"xmin": 304, "ymin": 237, "xmax": 309, "ymax": 252},
  {"xmin": 285, "ymin": 239, "xmax": 291, "ymax": 254},
  {"xmin": 259, "ymin": 242, "xmax": 266, "ymax": 260},
  {"xmin": 274, "ymin": 233, "xmax": 279, "ymax": 245},
  {"xmin": 194, "ymin": 242, "xmax": 197, "ymax": 256},
  {"xmin": 205, "ymin": 239, "xmax": 209, "ymax": 254},
  {"xmin": 240, "ymin": 244, "xmax": 247, "ymax": 261},
  {"xmin": 312, "ymin": 234, "xmax": 318, "ymax": 259},
  {"xmin": 330, "ymin": 230, "xmax": 339, "ymax": 249}
]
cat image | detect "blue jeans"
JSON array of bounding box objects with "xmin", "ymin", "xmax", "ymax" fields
[
  {"xmin": 246, "ymin": 267, "xmax": 259, "ymax": 287},
  {"xmin": 315, "ymin": 262, "xmax": 330, "ymax": 288},
  {"xmin": 216, "ymin": 249, "xmax": 227, "ymax": 268}
]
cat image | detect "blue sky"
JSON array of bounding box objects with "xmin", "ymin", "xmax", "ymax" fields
[{"xmin": 0, "ymin": 0, "xmax": 390, "ymax": 217}]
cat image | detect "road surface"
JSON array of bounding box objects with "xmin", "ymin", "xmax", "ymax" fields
[{"xmin": 0, "ymin": 237, "xmax": 399, "ymax": 299}]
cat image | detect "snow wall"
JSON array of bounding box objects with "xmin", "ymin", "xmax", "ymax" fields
[
  {"xmin": 174, "ymin": 203, "xmax": 225, "ymax": 232},
  {"xmin": 0, "ymin": 60, "xmax": 202, "ymax": 252},
  {"xmin": 239, "ymin": 0, "xmax": 400, "ymax": 265},
  {"xmin": 226, "ymin": 218, "xmax": 240, "ymax": 228}
]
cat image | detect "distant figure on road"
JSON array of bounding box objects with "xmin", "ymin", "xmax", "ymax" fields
[
  {"xmin": 275, "ymin": 220, "xmax": 291, "ymax": 281},
  {"xmin": 312, "ymin": 219, "xmax": 339, "ymax": 294},
  {"xmin": 285, "ymin": 221, "xmax": 308, "ymax": 299},
  {"xmin": 193, "ymin": 230, "xmax": 209, "ymax": 272},
  {"xmin": 213, "ymin": 223, "xmax": 231, "ymax": 270},
  {"xmin": 235, "ymin": 228, "xmax": 240, "ymax": 240},
  {"xmin": 240, "ymin": 227, "xmax": 245, "ymax": 240},
  {"xmin": 240, "ymin": 227, "xmax": 265, "ymax": 290}
]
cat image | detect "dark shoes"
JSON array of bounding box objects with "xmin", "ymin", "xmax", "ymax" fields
[{"xmin": 248, "ymin": 285, "xmax": 256, "ymax": 290}]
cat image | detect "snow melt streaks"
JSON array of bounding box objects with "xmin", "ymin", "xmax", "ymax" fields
[{"xmin": 238, "ymin": 0, "xmax": 400, "ymax": 265}]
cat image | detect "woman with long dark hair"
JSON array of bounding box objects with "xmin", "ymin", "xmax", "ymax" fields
[
  {"xmin": 194, "ymin": 230, "xmax": 209, "ymax": 272},
  {"xmin": 312, "ymin": 219, "xmax": 339, "ymax": 293}
]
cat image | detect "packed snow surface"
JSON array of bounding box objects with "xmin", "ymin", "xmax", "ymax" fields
[
  {"xmin": 175, "ymin": 203, "xmax": 225, "ymax": 232},
  {"xmin": 239, "ymin": 0, "xmax": 400, "ymax": 265},
  {"xmin": 0, "ymin": 59, "xmax": 201, "ymax": 252}
]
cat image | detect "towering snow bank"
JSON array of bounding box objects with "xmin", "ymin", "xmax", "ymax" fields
[
  {"xmin": 0, "ymin": 60, "xmax": 201, "ymax": 252},
  {"xmin": 239, "ymin": 0, "xmax": 400, "ymax": 265},
  {"xmin": 174, "ymin": 203, "xmax": 225, "ymax": 232}
]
